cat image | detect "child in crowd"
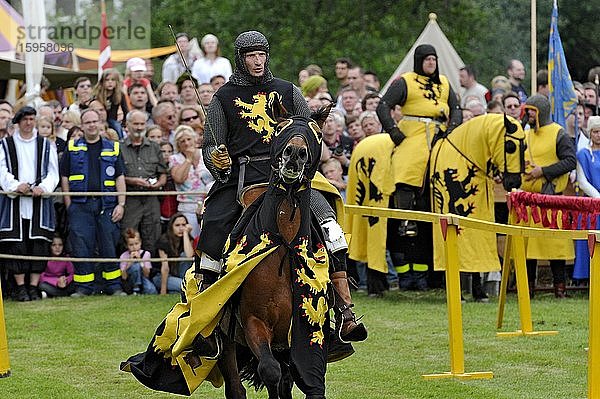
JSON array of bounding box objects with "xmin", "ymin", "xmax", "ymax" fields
[
  {"xmin": 39, "ymin": 116, "xmax": 69, "ymax": 236},
  {"xmin": 66, "ymin": 125, "xmax": 83, "ymax": 142},
  {"xmin": 153, "ymin": 213, "xmax": 194, "ymax": 295},
  {"xmin": 146, "ymin": 125, "xmax": 163, "ymax": 143},
  {"xmin": 321, "ymin": 158, "xmax": 347, "ymax": 201},
  {"xmin": 39, "ymin": 235, "xmax": 75, "ymax": 298},
  {"xmin": 119, "ymin": 228, "xmax": 157, "ymax": 295},
  {"xmin": 159, "ymin": 141, "xmax": 178, "ymax": 232},
  {"xmin": 123, "ymin": 57, "xmax": 158, "ymax": 107},
  {"xmin": 93, "ymin": 68, "xmax": 129, "ymax": 135},
  {"xmin": 37, "ymin": 115, "xmax": 66, "ymax": 156}
]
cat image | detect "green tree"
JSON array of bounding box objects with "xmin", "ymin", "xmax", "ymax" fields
[{"xmin": 149, "ymin": 0, "xmax": 596, "ymax": 89}]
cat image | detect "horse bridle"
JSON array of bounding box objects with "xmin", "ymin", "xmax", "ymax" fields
[
  {"xmin": 503, "ymin": 132, "xmax": 526, "ymax": 175},
  {"xmin": 437, "ymin": 127, "xmax": 526, "ymax": 182},
  {"xmin": 276, "ymin": 134, "xmax": 311, "ymax": 185}
]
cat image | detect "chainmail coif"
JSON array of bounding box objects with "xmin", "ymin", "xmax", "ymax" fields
[
  {"xmin": 525, "ymin": 94, "xmax": 552, "ymax": 127},
  {"xmin": 229, "ymin": 30, "xmax": 274, "ymax": 86}
]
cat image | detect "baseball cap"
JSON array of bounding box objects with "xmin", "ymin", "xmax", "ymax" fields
[{"xmin": 127, "ymin": 57, "xmax": 147, "ymax": 72}]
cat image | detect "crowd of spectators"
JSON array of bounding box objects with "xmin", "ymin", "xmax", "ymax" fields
[{"xmin": 0, "ymin": 30, "xmax": 598, "ymax": 301}]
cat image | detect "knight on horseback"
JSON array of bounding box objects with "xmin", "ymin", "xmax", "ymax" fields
[
  {"xmin": 197, "ymin": 30, "xmax": 367, "ymax": 347},
  {"xmin": 375, "ymin": 44, "xmax": 462, "ymax": 290}
]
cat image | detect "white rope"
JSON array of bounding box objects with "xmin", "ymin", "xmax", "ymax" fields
[
  {"xmin": 0, "ymin": 253, "xmax": 193, "ymax": 263},
  {"xmin": 0, "ymin": 190, "xmax": 198, "ymax": 197}
]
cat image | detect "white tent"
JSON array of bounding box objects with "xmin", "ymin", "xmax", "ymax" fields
[{"xmin": 381, "ymin": 13, "xmax": 465, "ymax": 95}]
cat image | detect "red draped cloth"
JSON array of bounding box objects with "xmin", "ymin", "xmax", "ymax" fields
[{"xmin": 509, "ymin": 191, "xmax": 600, "ymax": 230}]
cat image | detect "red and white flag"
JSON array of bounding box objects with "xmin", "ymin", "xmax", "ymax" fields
[{"xmin": 98, "ymin": 0, "xmax": 112, "ymax": 78}]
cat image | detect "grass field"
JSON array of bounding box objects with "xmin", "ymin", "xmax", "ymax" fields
[{"xmin": 0, "ymin": 289, "xmax": 590, "ymax": 399}]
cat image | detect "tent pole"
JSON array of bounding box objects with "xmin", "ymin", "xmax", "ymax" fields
[{"xmin": 531, "ymin": 0, "xmax": 537, "ymax": 95}]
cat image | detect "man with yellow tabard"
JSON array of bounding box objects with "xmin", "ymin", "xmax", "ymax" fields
[
  {"xmin": 376, "ymin": 44, "xmax": 461, "ymax": 288},
  {"xmin": 521, "ymin": 94, "xmax": 576, "ymax": 298}
]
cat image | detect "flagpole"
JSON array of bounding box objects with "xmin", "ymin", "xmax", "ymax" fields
[
  {"xmin": 531, "ymin": 0, "xmax": 537, "ymax": 95},
  {"xmin": 98, "ymin": 0, "xmax": 112, "ymax": 79}
]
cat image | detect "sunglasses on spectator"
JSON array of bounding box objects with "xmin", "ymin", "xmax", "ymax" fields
[
  {"xmin": 78, "ymin": 84, "xmax": 92, "ymax": 88},
  {"xmin": 181, "ymin": 114, "xmax": 199, "ymax": 122},
  {"xmin": 505, "ymin": 104, "xmax": 520, "ymax": 109}
]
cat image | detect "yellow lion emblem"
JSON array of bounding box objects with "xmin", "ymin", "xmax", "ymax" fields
[{"xmin": 234, "ymin": 92, "xmax": 280, "ymax": 143}]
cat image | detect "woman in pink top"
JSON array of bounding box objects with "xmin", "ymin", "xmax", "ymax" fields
[
  {"xmin": 169, "ymin": 125, "xmax": 214, "ymax": 238},
  {"xmin": 39, "ymin": 235, "xmax": 75, "ymax": 298}
]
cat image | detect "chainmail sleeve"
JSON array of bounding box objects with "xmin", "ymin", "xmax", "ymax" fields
[
  {"xmin": 542, "ymin": 129, "xmax": 577, "ymax": 180},
  {"xmin": 447, "ymin": 85, "xmax": 463, "ymax": 129},
  {"xmin": 202, "ymin": 96, "xmax": 229, "ymax": 180},
  {"xmin": 377, "ymin": 78, "xmax": 407, "ymax": 133},
  {"xmin": 292, "ymin": 85, "xmax": 312, "ymax": 118},
  {"xmin": 310, "ymin": 189, "xmax": 336, "ymax": 223}
]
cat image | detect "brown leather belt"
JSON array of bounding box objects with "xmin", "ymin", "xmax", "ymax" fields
[{"xmin": 237, "ymin": 155, "xmax": 271, "ymax": 204}]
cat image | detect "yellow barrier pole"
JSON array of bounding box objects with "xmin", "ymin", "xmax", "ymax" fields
[
  {"xmin": 496, "ymin": 234, "xmax": 513, "ymax": 329},
  {"xmin": 497, "ymin": 234, "xmax": 558, "ymax": 337},
  {"xmin": 0, "ymin": 282, "xmax": 11, "ymax": 377},
  {"xmin": 422, "ymin": 217, "xmax": 493, "ymax": 380},
  {"xmin": 588, "ymin": 232, "xmax": 600, "ymax": 399}
]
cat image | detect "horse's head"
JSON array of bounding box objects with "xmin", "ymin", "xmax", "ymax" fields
[
  {"xmin": 501, "ymin": 114, "xmax": 527, "ymax": 191},
  {"xmin": 270, "ymin": 104, "xmax": 332, "ymax": 186},
  {"xmin": 278, "ymin": 135, "xmax": 310, "ymax": 183}
]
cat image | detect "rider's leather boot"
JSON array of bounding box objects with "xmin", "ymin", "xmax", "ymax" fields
[
  {"xmin": 331, "ymin": 271, "xmax": 368, "ymax": 343},
  {"xmin": 393, "ymin": 186, "xmax": 418, "ymax": 237},
  {"xmin": 197, "ymin": 269, "xmax": 219, "ymax": 292},
  {"xmin": 194, "ymin": 252, "xmax": 221, "ymax": 293},
  {"xmin": 186, "ymin": 258, "xmax": 222, "ymax": 360}
]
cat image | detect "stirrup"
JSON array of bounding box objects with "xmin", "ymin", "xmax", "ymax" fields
[
  {"xmin": 194, "ymin": 272, "xmax": 216, "ymax": 293},
  {"xmin": 336, "ymin": 304, "xmax": 368, "ymax": 343},
  {"xmin": 398, "ymin": 220, "xmax": 418, "ymax": 237},
  {"xmin": 191, "ymin": 330, "xmax": 223, "ymax": 360}
]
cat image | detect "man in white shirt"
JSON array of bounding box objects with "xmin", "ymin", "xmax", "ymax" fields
[
  {"xmin": 459, "ymin": 65, "xmax": 489, "ymax": 109},
  {"xmin": 161, "ymin": 33, "xmax": 197, "ymax": 83},
  {"xmin": 0, "ymin": 106, "xmax": 59, "ymax": 301}
]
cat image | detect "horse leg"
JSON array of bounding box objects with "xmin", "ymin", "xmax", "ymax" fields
[
  {"xmin": 245, "ymin": 316, "xmax": 281, "ymax": 399},
  {"xmin": 277, "ymin": 360, "xmax": 293, "ymax": 399},
  {"xmin": 217, "ymin": 336, "xmax": 246, "ymax": 399},
  {"xmin": 256, "ymin": 342, "xmax": 281, "ymax": 399}
]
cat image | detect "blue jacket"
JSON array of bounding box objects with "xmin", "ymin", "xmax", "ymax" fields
[{"xmin": 67, "ymin": 137, "xmax": 120, "ymax": 209}]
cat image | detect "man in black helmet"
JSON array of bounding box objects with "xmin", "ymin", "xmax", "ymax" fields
[
  {"xmin": 197, "ymin": 30, "xmax": 366, "ymax": 343},
  {"xmin": 376, "ymin": 44, "xmax": 462, "ymax": 291}
]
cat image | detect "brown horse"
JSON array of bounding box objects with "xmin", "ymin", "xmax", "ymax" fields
[{"xmin": 217, "ymin": 109, "xmax": 331, "ymax": 399}]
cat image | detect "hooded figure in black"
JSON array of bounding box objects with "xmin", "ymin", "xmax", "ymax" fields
[
  {"xmin": 413, "ymin": 44, "xmax": 441, "ymax": 84},
  {"xmin": 195, "ymin": 30, "xmax": 367, "ymax": 343},
  {"xmin": 369, "ymin": 43, "xmax": 462, "ymax": 292}
]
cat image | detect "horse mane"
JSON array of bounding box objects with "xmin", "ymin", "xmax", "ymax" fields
[{"xmin": 311, "ymin": 102, "xmax": 334, "ymax": 129}]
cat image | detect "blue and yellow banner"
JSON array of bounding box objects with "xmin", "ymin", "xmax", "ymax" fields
[{"xmin": 548, "ymin": 0, "xmax": 577, "ymax": 129}]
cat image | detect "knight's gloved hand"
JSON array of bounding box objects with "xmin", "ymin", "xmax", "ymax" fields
[
  {"xmin": 389, "ymin": 127, "xmax": 406, "ymax": 146},
  {"xmin": 210, "ymin": 145, "xmax": 232, "ymax": 170}
]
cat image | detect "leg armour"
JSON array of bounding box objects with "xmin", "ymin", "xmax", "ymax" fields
[{"xmin": 199, "ymin": 253, "xmax": 223, "ymax": 274}]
